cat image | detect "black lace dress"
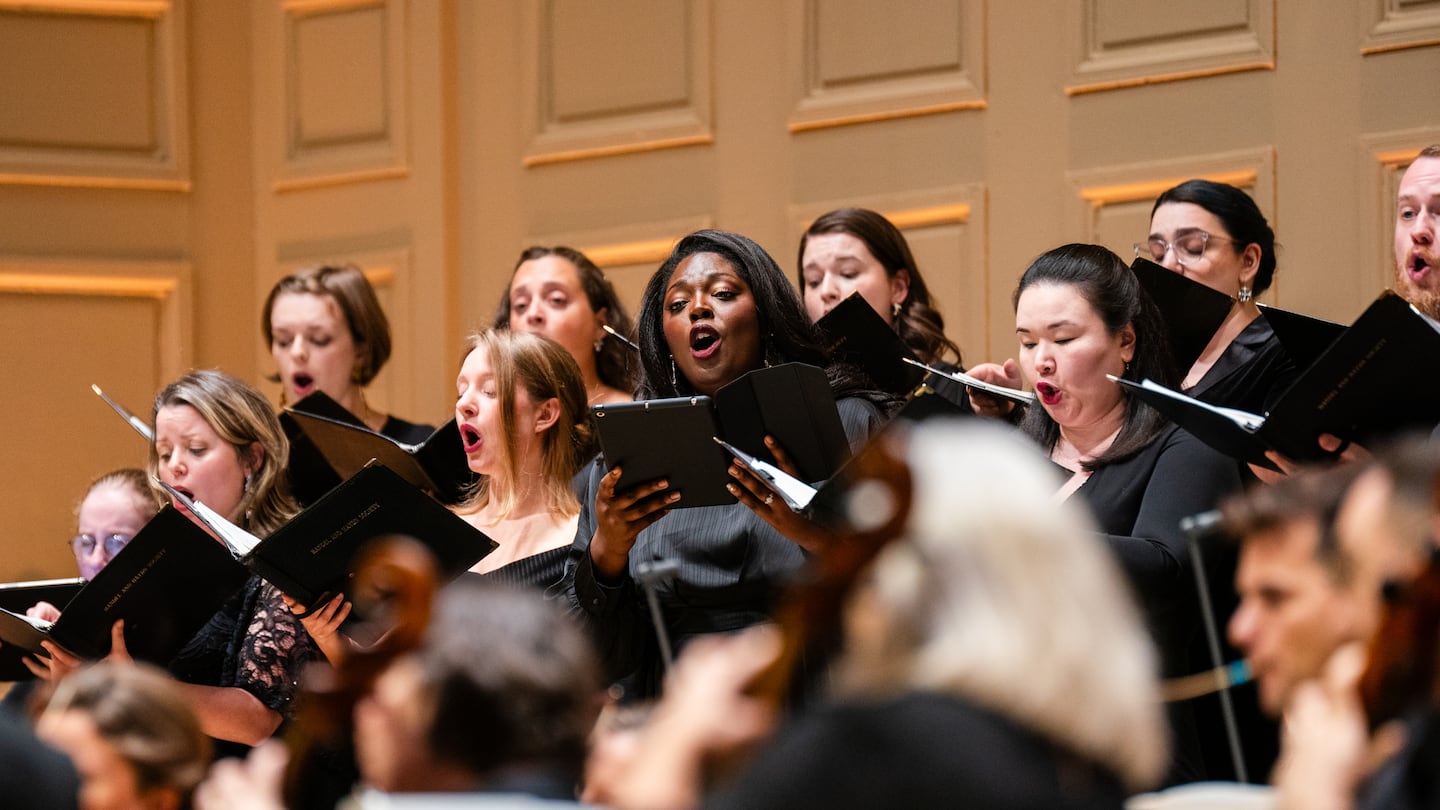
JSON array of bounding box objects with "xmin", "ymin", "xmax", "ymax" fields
[{"xmin": 168, "ymin": 575, "xmax": 315, "ymax": 759}]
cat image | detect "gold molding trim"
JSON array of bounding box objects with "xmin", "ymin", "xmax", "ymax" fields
[
  {"xmin": 1362, "ymin": 37, "xmax": 1440, "ymax": 54},
  {"xmin": 282, "ymin": 0, "xmax": 383, "ymax": 15},
  {"xmin": 522, "ymin": 134, "xmax": 714, "ymax": 169},
  {"xmin": 885, "ymin": 203, "xmax": 972, "ymax": 229},
  {"xmin": 0, "ymin": 0, "xmax": 167, "ymax": 17},
  {"xmin": 1066, "ymin": 61, "xmax": 1274, "ymax": 96},
  {"xmin": 788, "ymin": 100, "xmax": 988, "ymax": 134},
  {"xmin": 1079, "ymin": 169, "xmax": 1260, "ymax": 205},
  {"xmin": 273, "ymin": 165, "xmax": 410, "ymax": 193},
  {"xmin": 0, "ymin": 173, "xmax": 191, "ymax": 192},
  {"xmin": 581, "ymin": 238, "xmax": 681, "ymax": 269},
  {"xmin": 0, "ymin": 272, "xmax": 177, "ymax": 298}
]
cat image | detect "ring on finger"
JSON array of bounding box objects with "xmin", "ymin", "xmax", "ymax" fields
[{"xmin": 764, "ymin": 494, "xmax": 775, "ymax": 506}]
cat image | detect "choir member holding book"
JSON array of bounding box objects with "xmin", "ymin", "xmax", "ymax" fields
[
  {"xmin": 798, "ymin": 208, "xmax": 971, "ymax": 409},
  {"xmin": 34, "ymin": 371, "xmax": 316, "ymax": 758},
  {"xmin": 453, "ymin": 329, "xmax": 595, "ymax": 588},
  {"xmin": 264, "ymin": 264, "xmax": 433, "ymax": 443},
  {"xmin": 1011, "ymin": 244, "xmax": 1242, "ymax": 783},
  {"xmin": 493, "ymin": 246, "xmax": 638, "ymax": 405},
  {"xmin": 1139, "ymin": 180, "xmax": 1298, "ymax": 414},
  {"xmin": 564, "ymin": 229, "xmax": 886, "ymax": 696}
]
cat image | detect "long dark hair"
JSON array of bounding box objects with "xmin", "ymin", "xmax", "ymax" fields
[
  {"xmin": 1014, "ymin": 244, "xmax": 1176, "ymax": 470},
  {"xmin": 493, "ymin": 246, "xmax": 638, "ymax": 394},
  {"xmin": 1151, "ymin": 180, "xmax": 1278, "ymax": 295},
  {"xmin": 799, "ymin": 207, "xmax": 962, "ymax": 365},
  {"xmin": 637, "ymin": 229, "xmax": 871, "ymax": 400}
]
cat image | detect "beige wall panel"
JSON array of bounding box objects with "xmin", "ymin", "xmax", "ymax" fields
[
  {"xmin": 1068, "ymin": 0, "xmax": 1274, "ymax": 94},
  {"xmin": 0, "ymin": 1, "xmax": 189, "ymax": 189},
  {"xmin": 0, "ymin": 257, "xmax": 189, "ymax": 580},
  {"xmin": 788, "ymin": 0, "xmax": 985, "ymax": 131},
  {"xmin": 1362, "ymin": 0, "xmax": 1440, "ymax": 53},
  {"xmin": 1066, "ymin": 149, "xmax": 1274, "ymax": 254},
  {"xmin": 274, "ymin": 0, "xmax": 408, "ymax": 190},
  {"xmin": 521, "ymin": 0, "xmax": 713, "ymax": 165}
]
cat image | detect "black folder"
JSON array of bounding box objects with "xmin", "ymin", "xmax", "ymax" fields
[
  {"xmin": 0, "ymin": 578, "xmax": 85, "ymax": 680},
  {"xmin": 590, "ymin": 363, "xmax": 852, "ymax": 508},
  {"xmin": 283, "ymin": 392, "xmax": 478, "ymax": 505},
  {"xmin": 1258, "ymin": 304, "xmax": 1347, "ymax": 369},
  {"xmin": 1115, "ymin": 292, "xmax": 1440, "ymax": 468},
  {"xmin": 236, "ymin": 463, "xmax": 497, "ymax": 611},
  {"xmin": 1131, "ymin": 258, "xmax": 1235, "ymax": 374},
  {"xmin": 0, "ymin": 465, "xmax": 497, "ymax": 666},
  {"xmin": 815, "ymin": 293, "xmax": 924, "ymax": 395},
  {"xmin": 0, "ymin": 507, "xmax": 250, "ymax": 665}
]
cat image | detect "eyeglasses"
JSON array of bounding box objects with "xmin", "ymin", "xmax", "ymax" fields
[
  {"xmin": 1134, "ymin": 231, "xmax": 1237, "ymax": 267},
  {"xmin": 69, "ymin": 532, "xmax": 133, "ymax": 560}
]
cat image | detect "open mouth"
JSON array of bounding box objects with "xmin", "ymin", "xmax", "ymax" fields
[
  {"xmin": 292, "ymin": 373, "xmax": 315, "ymax": 395},
  {"xmin": 1035, "ymin": 381, "xmax": 1061, "ymax": 406},
  {"xmin": 1410, "ymin": 253, "xmax": 1433, "ymax": 281},
  {"xmin": 459, "ymin": 424, "xmax": 483, "ymax": 454},
  {"xmin": 690, "ymin": 326, "xmax": 720, "ymax": 359}
]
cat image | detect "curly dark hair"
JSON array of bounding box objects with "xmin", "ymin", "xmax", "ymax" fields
[
  {"xmin": 799, "ymin": 207, "xmax": 963, "ymax": 365},
  {"xmin": 493, "ymin": 246, "xmax": 638, "ymax": 394}
]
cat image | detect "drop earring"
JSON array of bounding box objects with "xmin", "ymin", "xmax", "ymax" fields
[
  {"xmin": 892, "ymin": 302, "xmax": 902, "ymax": 317},
  {"xmin": 670, "ymin": 358, "xmax": 678, "ymax": 388},
  {"xmin": 1238, "ymin": 285, "xmax": 1253, "ymax": 303},
  {"xmin": 594, "ymin": 337, "xmax": 604, "ymax": 353}
]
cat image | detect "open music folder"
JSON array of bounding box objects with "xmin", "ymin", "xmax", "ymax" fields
[
  {"xmin": 815, "ymin": 292, "xmax": 925, "ymax": 394},
  {"xmin": 1130, "ymin": 258, "xmax": 1235, "ymax": 374},
  {"xmin": 1111, "ymin": 292, "xmax": 1440, "ymax": 469},
  {"xmin": 282, "ymin": 391, "xmax": 478, "ymax": 505},
  {"xmin": 0, "ymin": 464, "xmax": 496, "ymax": 669},
  {"xmin": 590, "ymin": 363, "xmax": 852, "ymax": 508}
]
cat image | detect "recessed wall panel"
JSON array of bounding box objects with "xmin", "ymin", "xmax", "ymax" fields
[{"xmin": 1068, "ymin": 0, "xmax": 1274, "ymax": 94}]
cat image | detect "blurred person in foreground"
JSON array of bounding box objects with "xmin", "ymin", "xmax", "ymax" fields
[{"xmin": 606, "ymin": 421, "xmax": 1167, "ymax": 810}]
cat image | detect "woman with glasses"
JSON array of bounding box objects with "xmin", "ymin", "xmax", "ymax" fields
[
  {"xmin": 1141, "ymin": 180, "xmax": 1298, "ymax": 415},
  {"xmin": 0, "ymin": 471, "xmax": 162, "ymax": 719}
]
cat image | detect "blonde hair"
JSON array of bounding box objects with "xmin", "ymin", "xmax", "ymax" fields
[
  {"xmin": 455, "ymin": 330, "xmax": 592, "ymax": 521},
  {"xmin": 149, "ymin": 370, "xmax": 298, "ymax": 537},
  {"xmin": 42, "ymin": 661, "xmax": 211, "ymax": 803},
  {"xmin": 74, "ymin": 468, "xmax": 162, "ymax": 524},
  {"xmin": 836, "ymin": 421, "xmax": 1167, "ymax": 791}
]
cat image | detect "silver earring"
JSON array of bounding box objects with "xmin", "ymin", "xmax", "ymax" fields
[
  {"xmin": 594, "ymin": 337, "xmax": 604, "ymax": 353},
  {"xmin": 892, "ymin": 302, "xmax": 902, "ymax": 317},
  {"xmin": 243, "ymin": 472, "xmax": 253, "ymax": 492},
  {"xmin": 1238, "ymin": 285, "xmax": 1253, "ymax": 303},
  {"xmin": 670, "ymin": 358, "xmax": 677, "ymax": 388}
]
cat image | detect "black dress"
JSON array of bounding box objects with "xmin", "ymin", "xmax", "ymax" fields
[
  {"xmin": 564, "ymin": 397, "xmax": 886, "ymax": 696},
  {"xmin": 706, "ymin": 693, "xmax": 1128, "ymax": 810},
  {"xmin": 464, "ymin": 546, "xmax": 570, "ymax": 591},
  {"xmin": 1185, "ymin": 314, "xmax": 1299, "ymax": 415},
  {"xmin": 1070, "ymin": 425, "xmax": 1242, "ymax": 784},
  {"xmin": 167, "ymin": 575, "xmax": 315, "ymax": 760}
]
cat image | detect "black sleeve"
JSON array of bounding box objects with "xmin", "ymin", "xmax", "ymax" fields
[{"xmin": 1102, "ymin": 429, "xmax": 1242, "ymax": 605}]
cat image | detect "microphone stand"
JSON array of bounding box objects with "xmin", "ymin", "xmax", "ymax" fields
[
  {"xmin": 1180, "ymin": 509, "xmax": 1248, "ymax": 783},
  {"xmin": 635, "ymin": 558, "xmax": 681, "ymax": 677}
]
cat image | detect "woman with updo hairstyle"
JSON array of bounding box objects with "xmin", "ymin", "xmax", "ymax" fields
[
  {"xmin": 263, "ymin": 264, "xmax": 433, "ymax": 443},
  {"xmin": 1143, "ymin": 180, "xmax": 1297, "ymax": 414},
  {"xmin": 1011, "ymin": 244, "xmax": 1242, "ymax": 784},
  {"xmin": 37, "ymin": 661, "xmax": 211, "ymax": 810},
  {"xmin": 454, "ymin": 329, "xmax": 595, "ymax": 589},
  {"xmin": 494, "ymin": 246, "xmax": 638, "ymax": 405}
]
